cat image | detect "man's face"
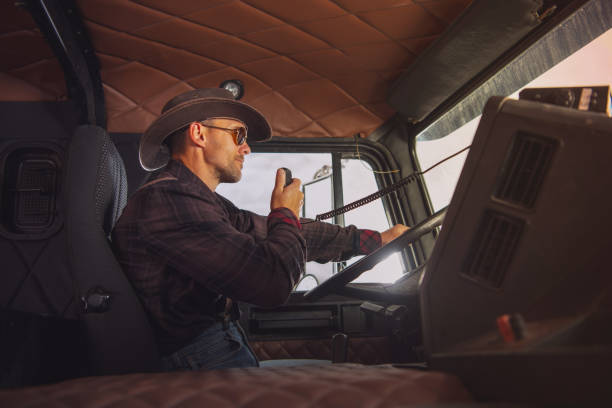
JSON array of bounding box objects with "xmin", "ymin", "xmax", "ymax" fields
[{"xmin": 203, "ymin": 118, "xmax": 251, "ymax": 183}]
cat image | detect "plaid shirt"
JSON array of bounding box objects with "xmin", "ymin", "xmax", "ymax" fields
[{"xmin": 112, "ymin": 159, "xmax": 381, "ymax": 355}]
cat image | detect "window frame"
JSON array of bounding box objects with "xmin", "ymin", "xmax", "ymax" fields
[
  {"xmin": 407, "ymin": 0, "xmax": 609, "ymax": 144},
  {"xmin": 406, "ymin": 0, "xmax": 612, "ymax": 229},
  {"xmin": 248, "ymin": 136, "xmax": 419, "ymax": 272}
]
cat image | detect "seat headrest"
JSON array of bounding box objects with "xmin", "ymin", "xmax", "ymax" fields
[{"xmin": 67, "ymin": 126, "xmax": 128, "ymax": 235}]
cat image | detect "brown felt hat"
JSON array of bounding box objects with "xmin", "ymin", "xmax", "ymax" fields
[{"xmin": 139, "ymin": 88, "xmax": 272, "ymax": 171}]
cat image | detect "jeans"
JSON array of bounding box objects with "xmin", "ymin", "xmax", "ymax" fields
[{"xmin": 161, "ymin": 321, "xmax": 259, "ymax": 371}]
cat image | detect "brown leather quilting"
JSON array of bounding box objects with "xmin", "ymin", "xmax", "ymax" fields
[
  {"xmin": 0, "ymin": 1, "xmax": 473, "ymax": 136},
  {"xmin": 74, "ymin": 0, "xmax": 472, "ymax": 136},
  {"xmin": 0, "ymin": 364, "xmax": 473, "ymax": 407},
  {"xmin": 0, "ymin": 3, "xmax": 67, "ymax": 101},
  {"xmin": 252, "ymin": 336, "xmax": 392, "ymax": 364}
]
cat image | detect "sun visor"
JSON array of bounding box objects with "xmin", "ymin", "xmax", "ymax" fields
[{"xmin": 388, "ymin": 0, "xmax": 543, "ymax": 123}]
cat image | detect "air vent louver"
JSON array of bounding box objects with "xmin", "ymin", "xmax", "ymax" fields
[
  {"xmin": 494, "ymin": 132, "xmax": 557, "ymax": 208},
  {"xmin": 2, "ymin": 149, "xmax": 60, "ymax": 235},
  {"xmin": 462, "ymin": 211, "xmax": 524, "ymax": 288},
  {"xmin": 15, "ymin": 160, "xmax": 57, "ymax": 229}
]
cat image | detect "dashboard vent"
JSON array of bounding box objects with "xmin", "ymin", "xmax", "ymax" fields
[
  {"xmin": 462, "ymin": 211, "xmax": 524, "ymax": 288},
  {"xmin": 494, "ymin": 132, "xmax": 557, "ymax": 208}
]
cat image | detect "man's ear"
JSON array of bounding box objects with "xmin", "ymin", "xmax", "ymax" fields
[{"xmin": 188, "ymin": 122, "xmax": 206, "ymax": 148}]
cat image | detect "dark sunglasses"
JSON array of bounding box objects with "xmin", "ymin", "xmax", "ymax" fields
[{"xmin": 200, "ymin": 122, "xmax": 248, "ymax": 145}]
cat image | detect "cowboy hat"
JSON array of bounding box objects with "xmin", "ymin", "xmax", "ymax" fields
[{"xmin": 139, "ymin": 88, "xmax": 271, "ymax": 171}]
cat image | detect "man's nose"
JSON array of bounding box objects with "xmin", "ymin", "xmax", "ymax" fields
[{"xmin": 239, "ymin": 142, "xmax": 251, "ymax": 155}]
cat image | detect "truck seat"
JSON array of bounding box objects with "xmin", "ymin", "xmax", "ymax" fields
[{"xmin": 0, "ymin": 363, "xmax": 472, "ymax": 407}]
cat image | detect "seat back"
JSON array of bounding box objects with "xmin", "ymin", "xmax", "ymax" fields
[
  {"xmin": 1, "ymin": 102, "xmax": 85, "ymax": 386},
  {"xmin": 64, "ymin": 125, "xmax": 160, "ymax": 374}
]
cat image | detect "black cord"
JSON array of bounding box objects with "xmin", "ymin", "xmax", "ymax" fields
[{"xmin": 300, "ymin": 144, "xmax": 471, "ymax": 224}]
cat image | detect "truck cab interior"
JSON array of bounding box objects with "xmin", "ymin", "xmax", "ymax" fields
[{"xmin": 1, "ymin": 0, "xmax": 612, "ymax": 406}]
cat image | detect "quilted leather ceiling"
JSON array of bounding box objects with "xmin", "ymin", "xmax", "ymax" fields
[
  {"xmin": 80, "ymin": 0, "xmax": 473, "ymax": 136},
  {"xmin": 0, "ymin": 364, "xmax": 473, "ymax": 407},
  {"xmin": 0, "ymin": 3, "xmax": 67, "ymax": 101},
  {"xmin": 1, "ymin": 0, "xmax": 473, "ymax": 138}
]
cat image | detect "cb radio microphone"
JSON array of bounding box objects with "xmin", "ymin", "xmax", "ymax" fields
[{"xmin": 281, "ymin": 167, "xmax": 293, "ymax": 187}]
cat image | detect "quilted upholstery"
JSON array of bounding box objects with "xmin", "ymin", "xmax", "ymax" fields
[
  {"xmin": 252, "ymin": 336, "xmax": 391, "ymax": 364},
  {"xmin": 79, "ymin": 0, "xmax": 472, "ymax": 137},
  {"xmin": 0, "ymin": 364, "xmax": 473, "ymax": 407},
  {"xmin": 0, "ymin": 3, "xmax": 67, "ymax": 101},
  {"xmin": 1, "ymin": 0, "xmax": 473, "ymax": 139}
]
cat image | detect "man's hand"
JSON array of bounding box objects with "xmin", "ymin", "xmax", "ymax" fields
[
  {"xmin": 380, "ymin": 224, "xmax": 409, "ymax": 245},
  {"xmin": 271, "ymin": 168, "xmax": 304, "ymax": 219}
]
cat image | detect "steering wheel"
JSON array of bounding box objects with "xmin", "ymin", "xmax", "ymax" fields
[{"xmin": 303, "ymin": 207, "xmax": 447, "ymax": 301}]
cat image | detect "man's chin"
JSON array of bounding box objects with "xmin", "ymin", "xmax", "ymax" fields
[{"xmin": 220, "ymin": 171, "xmax": 242, "ymax": 184}]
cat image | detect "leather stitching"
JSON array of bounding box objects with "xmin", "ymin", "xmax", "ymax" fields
[{"xmin": 0, "ymin": 365, "xmax": 473, "ymax": 406}]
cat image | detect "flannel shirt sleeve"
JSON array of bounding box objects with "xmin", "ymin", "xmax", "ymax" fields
[
  {"xmin": 218, "ymin": 193, "xmax": 380, "ymax": 263},
  {"xmin": 140, "ymin": 185, "xmax": 306, "ymax": 307},
  {"xmin": 218, "ymin": 194, "xmax": 299, "ymax": 242},
  {"xmin": 301, "ymin": 220, "xmax": 381, "ymax": 263}
]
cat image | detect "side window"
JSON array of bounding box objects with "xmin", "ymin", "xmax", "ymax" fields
[
  {"xmin": 416, "ymin": 28, "xmax": 612, "ymax": 211},
  {"xmin": 302, "ymin": 170, "xmax": 332, "ymax": 221},
  {"xmin": 217, "ymin": 152, "xmax": 335, "ymax": 290},
  {"xmin": 217, "ymin": 152, "xmax": 331, "ymax": 216},
  {"xmin": 216, "ymin": 151, "xmax": 404, "ymax": 291}
]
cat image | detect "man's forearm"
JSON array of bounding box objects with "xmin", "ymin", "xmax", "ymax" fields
[{"xmin": 301, "ymin": 220, "xmax": 381, "ymax": 263}]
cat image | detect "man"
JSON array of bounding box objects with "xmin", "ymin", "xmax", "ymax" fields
[{"xmin": 112, "ymin": 88, "xmax": 408, "ymax": 371}]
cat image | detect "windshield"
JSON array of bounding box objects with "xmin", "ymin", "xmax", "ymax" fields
[
  {"xmin": 416, "ymin": 28, "xmax": 612, "ymax": 211},
  {"xmin": 217, "ymin": 151, "xmax": 406, "ymax": 290}
]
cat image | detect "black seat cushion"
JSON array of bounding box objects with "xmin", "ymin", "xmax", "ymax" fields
[{"xmin": 64, "ymin": 125, "xmax": 160, "ymax": 374}]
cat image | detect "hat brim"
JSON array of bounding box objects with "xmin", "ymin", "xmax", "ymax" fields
[{"xmin": 139, "ymin": 97, "xmax": 271, "ymax": 171}]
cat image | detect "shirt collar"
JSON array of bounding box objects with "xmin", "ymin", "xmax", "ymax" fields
[{"xmin": 164, "ymin": 159, "xmax": 215, "ymax": 197}]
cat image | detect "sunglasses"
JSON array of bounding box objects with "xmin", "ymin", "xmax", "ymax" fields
[{"xmin": 200, "ymin": 122, "xmax": 248, "ymax": 146}]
